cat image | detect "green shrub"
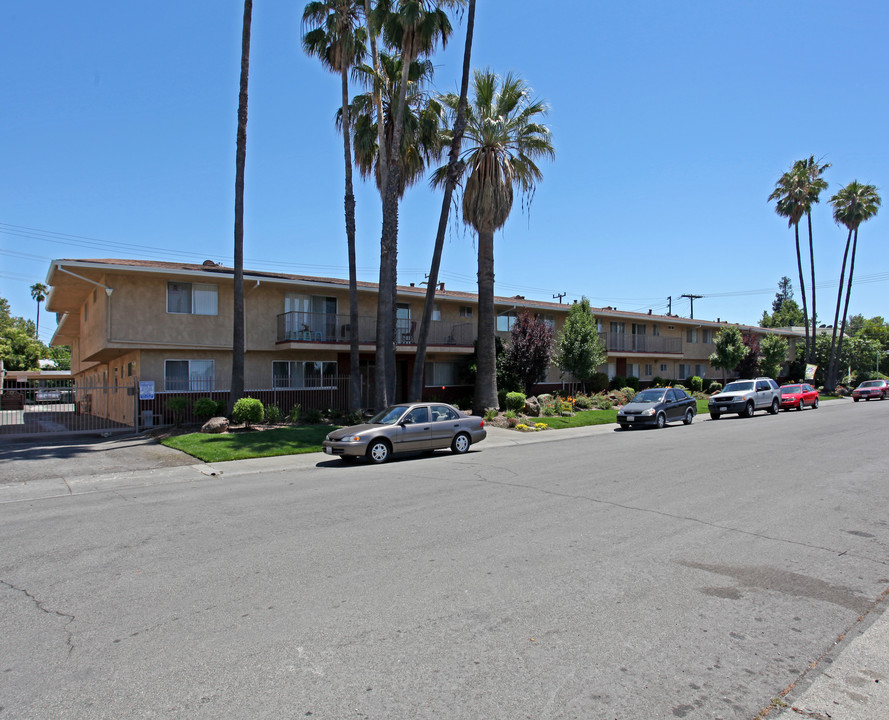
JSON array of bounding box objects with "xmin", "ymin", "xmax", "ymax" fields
[
  {"xmin": 609, "ymin": 376, "xmax": 627, "ymax": 391},
  {"xmin": 232, "ymin": 397, "xmax": 264, "ymax": 426},
  {"xmin": 615, "ymin": 387, "xmax": 637, "ymax": 405},
  {"xmin": 505, "ymin": 409, "xmax": 517, "ymax": 420},
  {"xmin": 505, "ymin": 392, "xmax": 526, "ymax": 412},
  {"xmin": 264, "ymin": 403, "xmax": 282, "ymax": 424},
  {"xmin": 707, "ymin": 381, "xmax": 723, "ymax": 394},
  {"xmin": 304, "ymin": 408, "xmax": 323, "ymax": 424},
  {"xmin": 497, "ymin": 389, "xmax": 507, "ymax": 411},
  {"xmin": 165, "ymin": 396, "xmax": 190, "ymax": 426},
  {"xmin": 588, "ymin": 372, "xmax": 609, "ymax": 393},
  {"xmin": 573, "ymin": 394, "xmax": 594, "ymax": 409},
  {"xmin": 216, "ymin": 400, "xmax": 228, "ymax": 416},
  {"xmin": 484, "ymin": 407, "xmax": 498, "ymax": 422},
  {"xmin": 193, "ymin": 397, "xmax": 218, "ymax": 419},
  {"xmin": 343, "ymin": 410, "xmax": 363, "ymax": 426},
  {"xmin": 687, "ymin": 375, "xmax": 703, "ymax": 392},
  {"xmin": 289, "ymin": 403, "xmax": 301, "ymax": 423},
  {"xmin": 593, "ymin": 394, "xmax": 614, "ymax": 410},
  {"xmin": 651, "ymin": 376, "xmax": 667, "ymax": 387},
  {"xmin": 625, "ymin": 376, "xmax": 640, "ymax": 390}
]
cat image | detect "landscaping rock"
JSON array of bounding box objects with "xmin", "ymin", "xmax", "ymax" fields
[
  {"xmin": 525, "ymin": 396, "xmax": 541, "ymax": 416},
  {"xmin": 201, "ymin": 416, "xmax": 230, "ymax": 434}
]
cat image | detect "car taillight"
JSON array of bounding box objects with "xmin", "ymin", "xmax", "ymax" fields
[{"xmin": 479, "ymin": 419, "xmax": 485, "ymax": 427}]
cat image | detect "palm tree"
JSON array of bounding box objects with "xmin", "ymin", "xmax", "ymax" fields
[
  {"xmin": 409, "ymin": 0, "xmax": 475, "ymax": 402},
  {"xmin": 229, "ymin": 0, "xmax": 252, "ymax": 416},
  {"xmin": 303, "ymin": 0, "xmax": 366, "ymax": 412},
  {"xmin": 825, "ymin": 181, "xmax": 881, "ymax": 390},
  {"xmin": 435, "ymin": 69, "xmax": 554, "ymax": 413},
  {"xmin": 800, "ymin": 156, "xmax": 830, "ymax": 361},
  {"xmin": 367, "ymin": 0, "xmax": 461, "ymax": 408},
  {"xmin": 30, "ymin": 283, "xmax": 48, "ymax": 339}
]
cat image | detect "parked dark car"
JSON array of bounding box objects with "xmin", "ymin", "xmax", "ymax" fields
[
  {"xmin": 851, "ymin": 379, "xmax": 889, "ymax": 401},
  {"xmin": 779, "ymin": 383, "xmax": 820, "ymax": 411},
  {"xmin": 322, "ymin": 402, "xmax": 487, "ymax": 463},
  {"xmin": 617, "ymin": 387, "xmax": 697, "ymax": 430}
]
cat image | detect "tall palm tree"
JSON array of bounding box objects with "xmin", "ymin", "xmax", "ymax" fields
[
  {"xmin": 303, "ymin": 0, "xmax": 366, "ymax": 412},
  {"xmin": 409, "ymin": 0, "xmax": 475, "ymax": 402},
  {"xmin": 229, "ymin": 0, "xmax": 252, "ymax": 416},
  {"xmin": 800, "ymin": 156, "xmax": 830, "ymax": 361},
  {"xmin": 367, "ymin": 0, "xmax": 461, "ymax": 408},
  {"xmin": 825, "ymin": 181, "xmax": 881, "ymax": 389},
  {"xmin": 436, "ymin": 69, "xmax": 554, "ymax": 413},
  {"xmin": 30, "ymin": 283, "xmax": 48, "ymax": 339}
]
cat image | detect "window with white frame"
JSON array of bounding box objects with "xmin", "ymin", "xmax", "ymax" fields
[
  {"xmin": 164, "ymin": 360, "xmax": 215, "ymax": 391},
  {"xmin": 686, "ymin": 328, "xmax": 698, "ymax": 343},
  {"xmin": 459, "ymin": 306, "xmax": 473, "ymax": 318},
  {"xmin": 702, "ymin": 328, "xmax": 713, "ymax": 344},
  {"xmin": 167, "ymin": 282, "xmax": 218, "ymax": 315},
  {"xmin": 652, "ymin": 325, "xmax": 660, "ymax": 336},
  {"xmin": 538, "ymin": 313, "xmax": 555, "ymax": 329},
  {"xmin": 645, "ymin": 363, "xmax": 653, "ymax": 376},
  {"xmin": 660, "ymin": 363, "xmax": 668, "ymax": 372},
  {"xmin": 497, "ymin": 310, "xmax": 518, "ymax": 332},
  {"xmin": 425, "ymin": 361, "xmax": 459, "ymax": 387},
  {"xmin": 273, "ymin": 361, "xmax": 337, "ymax": 388},
  {"xmin": 432, "ymin": 304, "xmax": 442, "ymax": 321},
  {"xmin": 678, "ymin": 363, "xmax": 689, "ymax": 379},
  {"xmin": 695, "ymin": 364, "xmax": 707, "ymax": 377}
]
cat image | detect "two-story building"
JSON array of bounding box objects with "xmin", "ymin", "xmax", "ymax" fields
[{"xmin": 45, "ymin": 258, "xmax": 803, "ymax": 423}]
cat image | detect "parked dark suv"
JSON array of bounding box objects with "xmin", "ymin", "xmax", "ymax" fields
[{"xmin": 708, "ymin": 377, "xmax": 781, "ymax": 419}]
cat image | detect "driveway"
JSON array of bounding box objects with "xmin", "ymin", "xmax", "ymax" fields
[{"xmin": 0, "ymin": 432, "xmax": 197, "ymax": 485}]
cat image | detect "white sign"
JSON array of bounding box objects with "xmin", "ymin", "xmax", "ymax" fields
[{"xmin": 139, "ymin": 381, "xmax": 155, "ymax": 400}]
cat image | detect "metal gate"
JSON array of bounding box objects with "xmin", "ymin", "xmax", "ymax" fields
[{"xmin": 0, "ymin": 381, "xmax": 139, "ymax": 441}]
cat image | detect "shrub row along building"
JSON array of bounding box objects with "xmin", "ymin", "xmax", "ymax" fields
[{"xmin": 45, "ymin": 258, "xmax": 803, "ymax": 425}]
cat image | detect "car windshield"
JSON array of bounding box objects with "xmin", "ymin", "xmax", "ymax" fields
[
  {"xmin": 632, "ymin": 389, "xmax": 666, "ymax": 403},
  {"xmin": 369, "ymin": 405, "xmax": 408, "ymax": 425},
  {"xmin": 723, "ymin": 381, "xmax": 754, "ymax": 392},
  {"xmin": 782, "ymin": 385, "xmax": 801, "ymax": 394},
  {"xmin": 860, "ymin": 381, "xmax": 881, "ymax": 388}
]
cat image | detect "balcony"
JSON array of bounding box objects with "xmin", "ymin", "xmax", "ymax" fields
[
  {"xmin": 599, "ymin": 332, "xmax": 682, "ymax": 354},
  {"xmin": 276, "ymin": 311, "xmax": 475, "ymax": 347}
]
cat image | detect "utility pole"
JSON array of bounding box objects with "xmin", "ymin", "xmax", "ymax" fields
[
  {"xmin": 681, "ymin": 293, "xmax": 703, "ymax": 319},
  {"xmin": 667, "ymin": 296, "xmax": 672, "ymax": 315},
  {"xmin": 553, "ymin": 292, "xmax": 566, "ymax": 304}
]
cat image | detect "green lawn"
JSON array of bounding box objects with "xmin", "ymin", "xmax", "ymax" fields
[{"xmin": 160, "ymin": 424, "xmax": 338, "ymax": 462}]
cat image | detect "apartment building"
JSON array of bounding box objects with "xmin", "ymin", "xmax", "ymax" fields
[{"xmin": 46, "ymin": 258, "xmax": 803, "ymax": 415}]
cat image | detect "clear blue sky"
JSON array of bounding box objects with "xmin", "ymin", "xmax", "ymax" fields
[{"xmin": 3, "ymin": 1, "xmax": 888, "ymax": 346}]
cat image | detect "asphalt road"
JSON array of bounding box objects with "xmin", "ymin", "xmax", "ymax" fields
[{"xmin": 1, "ymin": 399, "xmax": 888, "ymax": 719}]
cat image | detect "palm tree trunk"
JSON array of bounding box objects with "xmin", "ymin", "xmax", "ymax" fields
[
  {"xmin": 793, "ymin": 223, "xmax": 811, "ymax": 364},
  {"xmin": 834, "ymin": 228, "xmax": 859, "ymax": 383},
  {"xmin": 806, "ymin": 211, "xmax": 817, "ymax": 363},
  {"xmin": 826, "ymin": 228, "xmax": 853, "ymax": 391},
  {"xmin": 229, "ymin": 0, "xmax": 252, "ymax": 415},
  {"xmin": 409, "ymin": 0, "xmax": 475, "ymax": 401},
  {"xmin": 35, "ymin": 301, "xmax": 41, "ymax": 339},
  {"xmin": 474, "ymin": 228, "xmax": 498, "ymax": 414},
  {"xmin": 340, "ymin": 67, "xmax": 361, "ymax": 413},
  {"xmin": 374, "ymin": 46, "xmax": 412, "ymax": 408}
]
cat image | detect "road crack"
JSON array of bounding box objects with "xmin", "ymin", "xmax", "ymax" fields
[{"xmin": 1, "ymin": 578, "xmax": 76, "ymax": 656}]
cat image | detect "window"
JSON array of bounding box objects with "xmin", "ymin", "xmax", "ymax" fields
[
  {"xmin": 167, "ymin": 282, "xmax": 218, "ymax": 315},
  {"xmin": 497, "ymin": 311, "xmax": 518, "ymax": 332},
  {"xmin": 432, "ymin": 304, "xmax": 442, "ymax": 322},
  {"xmin": 652, "ymin": 325, "xmax": 660, "ymax": 336},
  {"xmin": 627, "ymin": 363, "xmax": 640, "ymax": 379},
  {"xmin": 538, "ymin": 313, "xmax": 555, "ymax": 329},
  {"xmin": 660, "ymin": 363, "xmax": 668, "ymax": 372},
  {"xmin": 403, "ymin": 407, "xmax": 429, "ymax": 424},
  {"xmin": 686, "ymin": 328, "xmax": 698, "ymax": 343},
  {"xmin": 165, "ymin": 360, "xmax": 214, "ymax": 391},
  {"xmin": 127, "ymin": 361, "xmax": 136, "ymax": 377},
  {"xmin": 610, "ymin": 322, "xmax": 625, "ymax": 334},
  {"xmin": 695, "ymin": 364, "xmax": 706, "ymax": 378},
  {"xmin": 678, "ymin": 364, "xmax": 689, "ymax": 379},
  {"xmin": 431, "ymin": 404, "xmax": 459, "ymax": 422},
  {"xmin": 702, "ymin": 328, "xmax": 714, "ymax": 344},
  {"xmin": 273, "ymin": 361, "xmax": 337, "ymax": 388},
  {"xmin": 425, "ymin": 361, "xmax": 458, "ymax": 387},
  {"xmin": 459, "ymin": 306, "xmax": 473, "ymax": 318},
  {"xmin": 645, "ymin": 364, "xmax": 653, "ymax": 376},
  {"xmin": 632, "ymin": 323, "xmax": 646, "ymax": 336}
]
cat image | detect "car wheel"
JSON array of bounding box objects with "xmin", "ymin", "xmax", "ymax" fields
[
  {"xmin": 709, "ymin": 412, "xmax": 720, "ymax": 420},
  {"xmin": 683, "ymin": 409, "xmax": 694, "ymax": 425},
  {"xmin": 813, "ymin": 397, "xmax": 819, "ymax": 409},
  {"xmin": 451, "ymin": 432, "xmax": 471, "ymax": 454},
  {"xmin": 655, "ymin": 412, "xmax": 666, "ymax": 429},
  {"xmin": 366, "ymin": 439, "xmax": 391, "ymax": 464},
  {"xmin": 768, "ymin": 398, "xmax": 779, "ymax": 415},
  {"xmin": 742, "ymin": 401, "xmax": 755, "ymax": 418},
  {"xmin": 797, "ymin": 400, "xmax": 804, "ymax": 411}
]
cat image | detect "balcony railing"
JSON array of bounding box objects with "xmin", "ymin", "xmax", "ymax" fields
[
  {"xmin": 276, "ymin": 311, "xmax": 475, "ymax": 347},
  {"xmin": 598, "ymin": 332, "xmax": 682, "ymax": 354}
]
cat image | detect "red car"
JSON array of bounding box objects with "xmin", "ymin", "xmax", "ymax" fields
[
  {"xmin": 852, "ymin": 379, "xmax": 889, "ymax": 401},
  {"xmin": 780, "ymin": 383, "xmax": 820, "ymax": 411}
]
